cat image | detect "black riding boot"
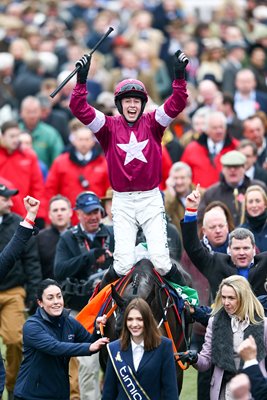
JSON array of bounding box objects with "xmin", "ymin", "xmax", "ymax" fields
[
  {"xmin": 163, "ymin": 263, "xmax": 186, "ymax": 286},
  {"xmin": 99, "ymin": 265, "xmax": 120, "ymax": 290}
]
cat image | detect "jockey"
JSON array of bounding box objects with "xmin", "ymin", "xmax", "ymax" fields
[{"xmin": 69, "ymin": 50, "xmax": 189, "ymax": 289}]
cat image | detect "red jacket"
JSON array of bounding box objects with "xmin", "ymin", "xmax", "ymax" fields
[
  {"xmin": 0, "ymin": 147, "xmax": 45, "ymax": 218},
  {"xmin": 45, "ymin": 147, "xmax": 110, "ymax": 224},
  {"xmin": 160, "ymin": 146, "xmax": 172, "ymax": 191},
  {"xmin": 181, "ymin": 134, "xmax": 239, "ymax": 188}
]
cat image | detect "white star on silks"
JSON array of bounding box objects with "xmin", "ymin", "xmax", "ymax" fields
[{"xmin": 117, "ymin": 131, "xmax": 149, "ymax": 166}]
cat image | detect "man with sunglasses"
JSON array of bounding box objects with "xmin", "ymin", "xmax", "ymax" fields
[{"xmin": 70, "ymin": 49, "xmax": 189, "ymax": 287}]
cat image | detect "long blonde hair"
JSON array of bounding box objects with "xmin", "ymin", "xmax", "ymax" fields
[{"xmin": 211, "ymin": 275, "xmax": 264, "ymax": 323}]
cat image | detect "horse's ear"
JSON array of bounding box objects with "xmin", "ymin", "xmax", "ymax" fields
[{"xmin": 111, "ymin": 285, "xmax": 126, "ymax": 309}]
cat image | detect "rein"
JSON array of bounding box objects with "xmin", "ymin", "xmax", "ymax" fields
[{"xmin": 152, "ymin": 269, "xmax": 191, "ymax": 370}]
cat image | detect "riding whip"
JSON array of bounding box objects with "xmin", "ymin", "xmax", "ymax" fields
[{"xmin": 50, "ymin": 26, "xmax": 114, "ymax": 98}]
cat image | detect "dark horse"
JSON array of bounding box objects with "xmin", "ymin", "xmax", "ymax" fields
[{"xmin": 99, "ymin": 258, "xmax": 192, "ymax": 394}]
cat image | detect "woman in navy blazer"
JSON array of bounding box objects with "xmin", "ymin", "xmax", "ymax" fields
[
  {"xmin": 102, "ymin": 298, "xmax": 179, "ymax": 400},
  {"xmin": 14, "ymin": 279, "xmax": 109, "ymax": 400}
]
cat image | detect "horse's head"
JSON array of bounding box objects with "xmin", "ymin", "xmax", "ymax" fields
[{"xmin": 110, "ymin": 259, "xmax": 156, "ymax": 337}]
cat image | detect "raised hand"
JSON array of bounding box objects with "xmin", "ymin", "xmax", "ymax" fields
[
  {"xmin": 173, "ymin": 50, "xmax": 189, "ymax": 79},
  {"xmin": 23, "ymin": 196, "xmax": 40, "ymax": 221},
  {"xmin": 185, "ymin": 183, "xmax": 201, "ymax": 210},
  {"xmin": 165, "ymin": 176, "xmax": 176, "ymax": 198},
  {"xmin": 76, "ymin": 54, "xmax": 91, "ymax": 84}
]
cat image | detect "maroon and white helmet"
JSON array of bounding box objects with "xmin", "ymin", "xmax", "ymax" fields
[{"xmin": 114, "ymin": 79, "xmax": 148, "ymax": 116}]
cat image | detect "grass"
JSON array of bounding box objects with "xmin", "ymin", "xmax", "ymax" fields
[
  {"xmin": 180, "ymin": 366, "xmax": 198, "ymax": 400},
  {"xmin": 1, "ymin": 367, "xmax": 198, "ymax": 400}
]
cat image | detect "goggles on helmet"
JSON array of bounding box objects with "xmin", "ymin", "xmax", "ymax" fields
[{"xmin": 117, "ymin": 83, "xmax": 146, "ymax": 94}]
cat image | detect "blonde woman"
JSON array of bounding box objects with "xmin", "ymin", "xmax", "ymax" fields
[
  {"xmin": 240, "ymin": 185, "xmax": 267, "ymax": 252},
  {"xmin": 180, "ymin": 275, "xmax": 267, "ymax": 400}
]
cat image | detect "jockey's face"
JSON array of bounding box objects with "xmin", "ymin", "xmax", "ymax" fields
[
  {"xmin": 126, "ymin": 309, "xmax": 144, "ymax": 344},
  {"xmin": 121, "ymin": 97, "xmax": 142, "ymax": 123}
]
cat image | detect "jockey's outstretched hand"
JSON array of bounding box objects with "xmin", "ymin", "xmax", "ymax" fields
[
  {"xmin": 177, "ymin": 350, "xmax": 198, "ymax": 365},
  {"xmin": 89, "ymin": 336, "xmax": 109, "ymax": 352},
  {"xmin": 76, "ymin": 54, "xmax": 91, "ymax": 84},
  {"xmin": 185, "ymin": 183, "xmax": 201, "ymax": 210}
]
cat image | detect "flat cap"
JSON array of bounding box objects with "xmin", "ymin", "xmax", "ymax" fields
[
  {"xmin": 221, "ymin": 150, "xmax": 246, "ymax": 166},
  {"xmin": 225, "ymin": 41, "xmax": 247, "ymax": 52}
]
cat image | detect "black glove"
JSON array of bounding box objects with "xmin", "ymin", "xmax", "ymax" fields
[
  {"xmin": 177, "ymin": 350, "xmax": 198, "ymax": 364},
  {"xmin": 93, "ymin": 248, "xmax": 107, "ymax": 261},
  {"xmin": 173, "ymin": 50, "xmax": 189, "ymax": 80},
  {"xmin": 76, "ymin": 54, "xmax": 91, "ymax": 84}
]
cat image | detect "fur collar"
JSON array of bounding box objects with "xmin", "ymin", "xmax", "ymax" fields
[{"xmin": 212, "ymin": 308, "xmax": 265, "ymax": 373}]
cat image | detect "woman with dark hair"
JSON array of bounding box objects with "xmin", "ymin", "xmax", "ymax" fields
[
  {"xmin": 14, "ymin": 279, "xmax": 109, "ymax": 400},
  {"xmin": 102, "ymin": 298, "xmax": 179, "ymax": 400}
]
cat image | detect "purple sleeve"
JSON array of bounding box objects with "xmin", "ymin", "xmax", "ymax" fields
[
  {"xmin": 163, "ymin": 79, "xmax": 188, "ymax": 118},
  {"xmin": 69, "ymin": 83, "xmax": 97, "ymax": 125}
]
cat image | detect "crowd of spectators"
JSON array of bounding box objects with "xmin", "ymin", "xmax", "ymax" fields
[
  {"xmin": 0, "ymin": 0, "xmax": 267, "ymax": 399},
  {"xmin": 0, "ymin": 0, "xmax": 265, "ymax": 220}
]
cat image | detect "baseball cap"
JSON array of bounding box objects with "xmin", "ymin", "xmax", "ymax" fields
[
  {"xmin": 74, "ymin": 191, "xmax": 104, "ymax": 213},
  {"xmin": 0, "ymin": 184, "xmax": 19, "ymax": 198},
  {"xmin": 221, "ymin": 151, "xmax": 246, "ymax": 167}
]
